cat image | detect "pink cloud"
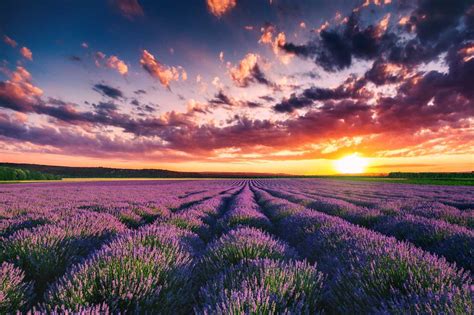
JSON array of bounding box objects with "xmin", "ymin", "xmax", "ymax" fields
[
  {"xmin": 3, "ymin": 35, "xmax": 17, "ymax": 48},
  {"xmin": 20, "ymin": 47, "xmax": 33, "ymax": 61},
  {"xmin": 0, "ymin": 66, "xmax": 43, "ymax": 112}
]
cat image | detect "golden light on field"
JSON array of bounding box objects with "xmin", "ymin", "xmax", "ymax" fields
[{"xmin": 334, "ymin": 154, "xmax": 369, "ymax": 174}]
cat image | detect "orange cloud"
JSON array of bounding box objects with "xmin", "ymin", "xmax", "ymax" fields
[
  {"xmin": 229, "ymin": 53, "xmax": 258, "ymax": 86},
  {"xmin": 94, "ymin": 52, "xmax": 128, "ymax": 76},
  {"xmin": 206, "ymin": 0, "xmax": 236, "ymax": 17},
  {"xmin": 259, "ymin": 24, "xmax": 275, "ymax": 44},
  {"xmin": 375, "ymin": 13, "xmax": 391, "ymax": 37},
  {"xmin": 361, "ymin": 0, "xmax": 391, "ymax": 7},
  {"xmin": 140, "ymin": 50, "xmax": 185, "ymax": 87},
  {"xmin": 20, "ymin": 47, "xmax": 33, "ymax": 60},
  {"xmin": 459, "ymin": 43, "xmax": 474, "ymax": 62},
  {"xmin": 314, "ymin": 21, "xmax": 329, "ymax": 34},
  {"xmin": 259, "ymin": 25, "xmax": 293, "ymax": 64},
  {"xmin": 181, "ymin": 69, "xmax": 188, "ymax": 81},
  {"xmin": 105, "ymin": 55, "xmax": 129, "ymax": 75}
]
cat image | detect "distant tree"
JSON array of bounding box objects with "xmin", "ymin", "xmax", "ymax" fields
[{"xmin": 15, "ymin": 169, "xmax": 27, "ymax": 180}]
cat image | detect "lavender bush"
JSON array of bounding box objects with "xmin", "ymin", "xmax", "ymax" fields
[
  {"xmin": 197, "ymin": 258, "xmax": 325, "ymax": 314},
  {"xmin": 198, "ymin": 227, "xmax": 298, "ymax": 279},
  {"xmin": 45, "ymin": 243, "xmax": 193, "ymax": 313},
  {"xmin": 0, "ymin": 262, "xmax": 34, "ymax": 313},
  {"xmin": 254, "ymin": 185, "xmax": 473, "ymax": 314},
  {"xmin": 27, "ymin": 303, "xmax": 110, "ymax": 315},
  {"xmin": 1, "ymin": 211, "xmax": 126, "ymax": 295},
  {"xmin": 374, "ymin": 214, "xmax": 474, "ymax": 271}
]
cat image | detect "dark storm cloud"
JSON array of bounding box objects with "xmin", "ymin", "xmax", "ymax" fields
[
  {"xmin": 93, "ymin": 102, "xmax": 118, "ymax": 113},
  {"xmin": 245, "ymin": 101, "xmax": 262, "ymax": 108},
  {"xmin": 273, "ymin": 93, "xmax": 313, "ymax": 113},
  {"xmin": 250, "ymin": 64, "xmax": 273, "ymax": 87},
  {"xmin": 68, "ymin": 55, "xmax": 82, "ymax": 62},
  {"xmin": 281, "ymin": 11, "xmax": 393, "ymax": 71},
  {"xmin": 209, "ymin": 90, "xmax": 262, "ymax": 109},
  {"xmin": 142, "ymin": 104, "xmax": 156, "ymax": 113},
  {"xmin": 410, "ymin": 0, "xmax": 472, "ymax": 43},
  {"xmin": 274, "ymin": 76, "xmax": 369, "ymax": 113},
  {"xmin": 130, "ymin": 99, "xmax": 157, "ymax": 113},
  {"xmin": 134, "ymin": 89, "xmax": 147, "ymax": 95},
  {"xmin": 387, "ymin": 0, "xmax": 473, "ymax": 66},
  {"xmin": 466, "ymin": 5, "xmax": 474, "ymax": 31},
  {"xmin": 376, "ymin": 42, "xmax": 474, "ymax": 131},
  {"xmin": 313, "ymin": 30, "xmax": 353, "ymax": 71},
  {"xmin": 93, "ymin": 83, "xmax": 124, "ymax": 99},
  {"xmin": 282, "ymin": 0, "xmax": 473, "ymax": 71},
  {"xmin": 209, "ymin": 90, "xmax": 233, "ymax": 107},
  {"xmin": 259, "ymin": 95, "xmax": 275, "ymax": 102},
  {"xmin": 364, "ymin": 60, "xmax": 410, "ymax": 86}
]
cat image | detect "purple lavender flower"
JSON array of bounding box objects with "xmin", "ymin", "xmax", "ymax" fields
[
  {"xmin": 45, "ymin": 243, "xmax": 194, "ymax": 313},
  {"xmin": 197, "ymin": 258, "xmax": 325, "ymax": 314},
  {"xmin": 1, "ymin": 211, "xmax": 126, "ymax": 295},
  {"xmin": 28, "ymin": 303, "xmax": 110, "ymax": 315},
  {"xmin": 207, "ymin": 186, "xmax": 273, "ymax": 234},
  {"xmin": 198, "ymin": 227, "xmax": 298, "ymax": 279},
  {"xmin": 374, "ymin": 214, "xmax": 474, "ymax": 271},
  {"xmin": 0, "ymin": 262, "xmax": 34, "ymax": 313},
  {"xmin": 117, "ymin": 222, "xmax": 204, "ymax": 257}
]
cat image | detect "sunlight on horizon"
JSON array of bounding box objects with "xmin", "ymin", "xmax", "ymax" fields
[{"xmin": 334, "ymin": 154, "xmax": 369, "ymax": 174}]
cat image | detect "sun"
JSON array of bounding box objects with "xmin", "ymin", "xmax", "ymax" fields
[{"xmin": 334, "ymin": 154, "xmax": 369, "ymax": 174}]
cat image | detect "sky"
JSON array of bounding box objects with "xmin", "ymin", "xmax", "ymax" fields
[{"xmin": 0, "ymin": 0, "xmax": 473, "ymax": 175}]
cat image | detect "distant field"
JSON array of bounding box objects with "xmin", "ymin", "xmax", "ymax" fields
[
  {"xmin": 0, "ymin": 177, "xmax": 232, "ymax": 184},
  {"xmin": 2, "ymin": 176, "xmax": 473, "ymax": 186},
  {"xmin": 1, "ymin": 179, "xmax": 472, "ymax": 313},
  {"xmin": 320, "ymin": 176, "xmax": 474, "ymax": 186}
]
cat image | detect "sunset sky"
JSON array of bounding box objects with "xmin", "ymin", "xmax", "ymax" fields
[{"xmin": 0, "ymin": 0, "xmax": 473, "ymax": 174}]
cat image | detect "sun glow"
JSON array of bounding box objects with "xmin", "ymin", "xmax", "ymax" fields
[{"xmin": 334, "ymin": 154, "xmax": 369, "ymax": 174}]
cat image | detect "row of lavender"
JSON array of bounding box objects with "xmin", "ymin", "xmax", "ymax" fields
[
  {"xmin": 271, "ymin": 178, "xmax": 474, "ymax": 210},
  {"xmin": 0, "ymin": 180, "xmax": 242, "ymax": 312},
  {"xmin": 1, "ymin": 181, "xmax": 324, "ymax": 313},
  {"xmin": 1, "ymin": 179, "xmax": 473, "ymax": 313},
  {"xmin": 254, "ymin": 180, "xmax": 474, "ymax": 272},
  {"xmin": 250, "ymin": 184, "xmax": 472, "ymax": 313}
]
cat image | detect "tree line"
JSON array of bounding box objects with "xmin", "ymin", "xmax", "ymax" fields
[
  {"xmin": 0, "ymin": 166, "xmax": 62, "ymax": 181},
  {"xmin": 388, "ymin": 172, "xmax": 474, "ymax": 179}
]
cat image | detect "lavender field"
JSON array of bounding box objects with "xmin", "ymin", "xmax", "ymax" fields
[{"xmin": 1, "ymin": 179, "xmax": 473, "ymax": 314}]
